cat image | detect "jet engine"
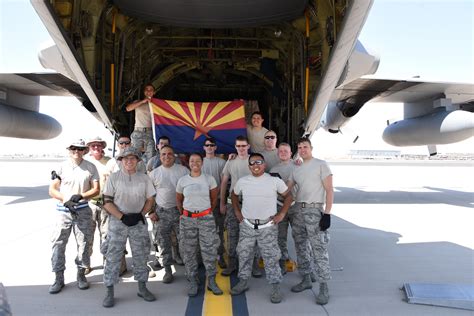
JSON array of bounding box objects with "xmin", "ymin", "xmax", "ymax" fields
[{"xmin": 382, "ymin": 109, "xmax": 474, "ymax": 146}]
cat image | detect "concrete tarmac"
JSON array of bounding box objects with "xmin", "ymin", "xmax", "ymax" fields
[{"xmin": 0, "ymin": 159, "xmax": 472, "ymax": 315}]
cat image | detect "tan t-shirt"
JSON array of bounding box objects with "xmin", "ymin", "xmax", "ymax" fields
[
  {"xmin": 261, "ymin": 149, "xmax": 280, "ymax": 171},
  {"xmin": 85, "ymin": 155, "xmax": 111, "ymax": 199},
  {"xmin": 246, "ymin": 125, "xmax": 268, "ymax": 153},
  {"xmin": 176, "ymin": 174, "xmax": 217, "ymax": 211},
  {"xmin": 134, "ymin": 102, "xmax": 152, "ymax": 128},
  {"xmin": 103, "ymin": 169, "xmax": 155, "ymax": 214},
  {"xmin": 149, "ymin": 164, "xmax": 189, "ymax": 208},
  {"xmin": 222, "ymin": 156, "xmax": 251, "ymax": 194},
  {"xmin": 202, "ymin": 156, "xmax": 226, "ymax": 188},
  {"xmin": 289, "ymin": 158, "xmax": 332, "ymax": 203},
  {"xmin": 57, "ymin": 159, "xmax": 99, "ymax": 202}
]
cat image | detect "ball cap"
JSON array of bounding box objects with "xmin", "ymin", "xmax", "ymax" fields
[
  {"xmin": 118, "ymin": 147, "xmax": 141, "ymax": 161},
  {"xmin": 86, "ymin": 136, "xmax": 107, "ymax": 148},
  {"xmin": 66, "ymin": 139, "xmax": 87, "ymax": 150}
]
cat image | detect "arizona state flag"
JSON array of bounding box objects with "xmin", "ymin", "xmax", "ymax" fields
[{"xmin": 150, "ymin": 99, "xmax": 247, "ymax": 154}]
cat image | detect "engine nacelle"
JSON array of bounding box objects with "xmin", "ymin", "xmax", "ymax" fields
[
  {"xmin": 382, "ymin": 110, "xmax": 474, "ymax": 146},
  {"xmin": 337, "ymin": 41, "xmax": 380, "ymax": 88},
  {"xmin": 0, "ymin": 103, "xmax": 62, "ymax": 139},
  {"xmin": 321, "ymin": 100, "xmax": 363, "ymax": 133}
]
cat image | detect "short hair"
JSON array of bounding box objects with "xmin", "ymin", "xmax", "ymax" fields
[
  {"xmin": 143, "ymin": 83, "xmax": 155, "ymax": 90},
  {"xmin": 205, "ymin": 137, "xmax": 216, "ymax": 144},
  {"xmin": 248, "ymin": 153, "xmax": 264, "ymax": 163},
  {"xmin": 160, "ymin": 145, "xmax": 174, "ymax": 153},
  {"xmin": 235, "ymin": 135, "xmax": 249, "ymax": 144},
  {"xmin": 297, "ymin": 137, "xmax": 312, "ymax": 146},
  {"xmin": 189, "ymin": 152, "xmax": 203, "ymax": 161},
  {"xmin": 278, "ymin": 142, "xmax": 292, "ymax": 149},
  {"xmin": 158, "ymin": 135, "xmax": 171, "ymax": 143},
  {"xmin": 251, "ymin": 111, "xmax": 264, "ymax": 118},
  {"xmin": 264, "ymin": 130, "xmax": 277, "ymax": 137}
]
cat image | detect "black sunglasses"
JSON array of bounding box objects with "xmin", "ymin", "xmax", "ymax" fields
[
  {"xmin": 118, "ymin": 141, "xmax": 131, "ymax": 145},
  {"xmin": 204, "ymin": 143, "xmax": 216, "ymax": 147},
  {"xmin": 249, "ymin": 159, "xmax": 265, "ymax": 166},
  {"xmin": 264, "ymin": 136, "xmax": 276, "ymax": 139},
  {"xmin": 69, "ymin": 146, "xmax": 85, "ymax": 151}
]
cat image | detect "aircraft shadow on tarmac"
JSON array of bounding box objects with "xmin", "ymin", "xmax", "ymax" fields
[
  {"xmin": 0, "ymin": 185, "xmax": 50, "ymax": 205},
  {"xmin": 3, "ymin": 216, "xmax": 473, "ymax": 315},
  {"xmin": 334, "ymin": 186, "xmax": 474, "ymax": 208}
]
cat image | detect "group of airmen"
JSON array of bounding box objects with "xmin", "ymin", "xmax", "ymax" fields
[{"xmin": 48, "ymin": 86, "xmax": 334, "ymax": 309}]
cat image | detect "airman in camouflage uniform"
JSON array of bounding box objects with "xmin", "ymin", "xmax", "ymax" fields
[
  {"xmin": 48, "ymin": 139, "xmax": 100, "ymax": 294},
  {"xmin": 176, "ymin": 153, "xmax": 223, "ymax": 296},
  {"xmin": 202, "ymin": 137, "xmax": 227, "ymax": 268},
  {"xmin": 148, "ymin": 145, "xmax": 189, "ymax": 283},
  {"xmin": 230, "ymin": 153, "xmax": 293, "ymax": 304},
  {"xmin": 287, "ymin": 138, "xmax": 334, "ymax": 305},
  {"xmin": 102, "ymin": 147, "xmax": 156, "ymax": 307}
]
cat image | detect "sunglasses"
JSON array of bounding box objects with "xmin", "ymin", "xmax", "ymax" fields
[
  {"xmin": 204, "ymin": 143, "xmax": 216, "ymax": 147},
  {"xmin": 235, "ymin": 145, "xmax": 248, "ymax": 148},
  {"xmin": 249, "ymin": 159, "xmax": 265, "ymax": 166},
  {"xmin": 118, "ymin": 141, "xmax": 131, "ymax": 145},
  {"xmin": 69, "ymin": 147, "xmax": 85, "ymax": 151},
  {"xmin": 264, "ymin": 135, "xmax": 276, "ymax": 139}
]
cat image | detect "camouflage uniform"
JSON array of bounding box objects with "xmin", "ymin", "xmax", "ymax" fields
[
  {"xmin": 221, "ymin": 157, "xmax": 250, "ymax": 264},
  {"xmin": 102, "ymin": 169, "xmax": 155, "ymax": 286},
  {"xmin": 149, "ymin": 163, "xmax": 189, "ymax": 266},
  {"xmin": 51, "ymin": 159, "xmax": 99, "ymax": 272},
  {"xmin": 237, "ymin": 223, "xmax": 281, "ymax": 283},
  {"xmin": 131, "ymin": 128, "xmax": 155, "ymax": 163},
  {"xmin": 202, "ymin": 157, "xmax": 226, "ymax": 258},
  {"xmin": 233, "ymin": 173, "xmax": 288, "ymax": 284},
  {"xmin": 289, "ymin": 158, "xmax": 332, "ymax": 281}
]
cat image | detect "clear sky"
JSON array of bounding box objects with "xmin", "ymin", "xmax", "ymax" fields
[{"xmin": 0, "ymin": 0, "xmax": 473, "ymax": 157}]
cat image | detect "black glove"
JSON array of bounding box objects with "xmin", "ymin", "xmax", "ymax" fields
[
  {"xmin": 51, "ymin": 171, "xmax": 61, "ymax": 181},
  {"xmin": 63, "ymin": 200, "xmax": 78, "ymax": 217},
  {"xmin": 319, "ymin": 213, "xmax": 331, "ymax": 231},
  {"xmin": 70, "ymin": 194, "xmax": 83, "ymax": 203},
  {"xmin": 121, "ymin": 213, "xmax": 144, "ymax": 226}
]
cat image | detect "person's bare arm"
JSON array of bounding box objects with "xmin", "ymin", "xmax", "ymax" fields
[
  {"xmin": 322, "ymin": 175, "xmax": 333, "ymax": 214},
  {"xmin": 126, "ymin": 98, "xmax": 149, "ymax": 112},
  {"xmin": 176, "ymin": 192, "xmax": 184, "ymax": 214},
  {"xmin": 210, "ymin": 187, "xmax": 218, "ymax": 210},
  {"xmin": 219, "ymin": 174, "xmax": 230, "ymax": 214},
  {"xmin": 231, "ymin": 191, "xmax": 243, "ymax": 222},
  {"xmin": 49, "ymin": 179, "xmax": 64, "ymax": 201}
]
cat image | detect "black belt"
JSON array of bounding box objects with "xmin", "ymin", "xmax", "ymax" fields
[{"xmin": 135, "ymin": 127, "xmax": 152, "ymax": 131}]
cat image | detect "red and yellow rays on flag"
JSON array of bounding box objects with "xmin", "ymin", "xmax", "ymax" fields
[{"xmin": 150, "ymin": 99, "xmax": 246, "ymax": 140}]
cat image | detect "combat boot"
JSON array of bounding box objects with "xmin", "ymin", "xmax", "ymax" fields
[
  {"xmin": 221, "ymin": 257, "xmax": 236, "ymax": 276},
  {"xmin": 230, "ymin": 279, "xmax": 249, "ymax": 295},
  {"xmin": 291, "ymin": 274, "xmax": 312, "ymax": 293},
  {"xmin": 251, "ymin": 257, "xmax": 262, "ymax": 278},
  {"xmin": 172, "ymin": 245, "xmax": 184, "ymax": 265},
  {"xmin": 187, "ymin": 279, "xmax": 198, "ymax": 297},
  {"xmin": 102, "ymin": 286, "xmax": 114, "ymax": 308},
  {"xmin": 207, "ymin": 276, "xmax": 223, "ymax": 295},
  {"xmin": 270, "ymin": 283, "xmax": 282, "ymax": 303},
  {"xmin": 137, "ymin": 282, "xmax": 156, "ymax": 302},
  {"xmin": 77, "ymin": 268, "xmax": 89, "ymax": 290},
  {"xmin": 217, "ymin": 254, "xmax": 227, "ymax": 269},
  {"xmin": 162, "ymin": 265, "xmax": 174, "ymax": 284},
  {"xmin": 48, "ymin": 271, "xmax": 65, "ymax": 294},
  {"xmin": 279, "ymin": 260, "xmax": 287, "ymax": 275},
  {"xmin": 315, "ymin": 282, "xmax": 329, "ymax": 305}
]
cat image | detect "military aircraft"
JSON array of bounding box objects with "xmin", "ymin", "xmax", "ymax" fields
[{"xmin": 0, "ymin": 0, "xmax": 472, "ymax": 155}]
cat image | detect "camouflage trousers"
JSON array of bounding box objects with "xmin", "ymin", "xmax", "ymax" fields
[
  {"xmin": 103, "ymin": 216, "xmax": 150, "ymax": 286},
  {"xmin": 131, "ymin": 128, "xmax": 156, "ymax": 163},
  {"xmin": 179, "ymin": 214, "xmax": 218, "ymax": 278},
  {"xmin": 224, "ymin": 204, "xmax": 240, "ymax": 261},
  {"xmin": 237, "ymin": 222, "xmax": 282, "ymax": 284},
  {"xmin": 157, "ymin": 206, "xmax": 181, "ymax": 266},
  {"xmin": 147, "ymin": 217, "xmax": 161, "ymax": 256},
  {"xmin": 87, "ymin": 201, "xmax": 109, "ymax": 257},
  {"xmin": 51, "ymin": 207, "xmax": 92, "ymax": 272},
  {"xmin": 213, "ymin": 201, "xmax": 225, "ymax": 256},
  {"xmin": 277, "ymin": 204, "xmax": 290, "ymax": 261},
  {"xmin": 289, "ymin": 204, "xmax": 331, "ymax": 281}
]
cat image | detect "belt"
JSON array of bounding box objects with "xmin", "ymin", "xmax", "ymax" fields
[
  {"xmin": 243, "ymin": 218, "xmax": 274, "ymax": 230},
  {"xmin": 56, "ymin": 201, "xmax": 89, "ymax": 212},
  {"xmin": 90, "ymin": 199, "xmax": 103, "ymax": 206},
  {"xmin": 297, "ymin": 202, "xmax": 323, "ymax": 208},
  {"xmin": 135, "ymin": 127, "xmax": 152, "ymax": 131},
  {"xmin": 182, "ymin": 208, "xmax": 211, "ymax": 218}
]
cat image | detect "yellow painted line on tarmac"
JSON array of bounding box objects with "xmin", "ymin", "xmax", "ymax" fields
[{"xmin": 202, "ymin": 266, "xmax": 233, "ymax": 316}]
